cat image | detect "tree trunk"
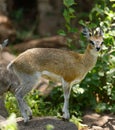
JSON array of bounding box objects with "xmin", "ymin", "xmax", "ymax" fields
[
  {"xmin": 0, "ymin": 0, "xmax": 8, "ymax": 15},
  {"xmin": 37, "ymin": 0, "xmax": 64, "ymax": 36}
]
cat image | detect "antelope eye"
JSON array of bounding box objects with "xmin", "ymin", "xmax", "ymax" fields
[
  {"xmin": 89, "ymin": 40, "xmax": 94, "ymax": 45},
  {"xmin": 101, "ymin": 42, "xmax": 104, "ymax": 45}
]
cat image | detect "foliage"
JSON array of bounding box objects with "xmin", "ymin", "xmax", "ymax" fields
[
  {"xmin": 58, "ymin": 0, "xmax": 77, "ymax": 35},
  {"xmin": 5, "ymin": 92, "xmax": 20, "ymax": 117},
  {"xmin": 5, "ymin": 88, "xmax": 63, "ymax": 118},
  {"xmin": 58, "ymin": 0, "xmax": 77, "ymax": 50},
  {"xmin": 11, "ymin": 9, "xmax": 24, "ymax": 22},
  {"xmin": 46, "ymin": 124, "xmax": 54, "ymax": 130},
  {"xmin": 0, "ymin": 113, "xmax": 18, "ymax": 130},
  {"xmin": 70, "ymin": 115, "xmax": 88, "ymax": 130},
  {"xmin": 63, "ymin": 0, "xmax": 76, "ymax": 32}
]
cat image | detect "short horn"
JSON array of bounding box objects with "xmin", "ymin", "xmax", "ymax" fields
[
  {"xmin": 2, "ymin": 39, "xmax": 9, "ymax": 48},
  {"xmin": 100, "ymin": 29, "xmax": 104, "ymax": 37},
  {"xmin": 82, "ymin": 27, "xmax": 90, "ymax": 38}
]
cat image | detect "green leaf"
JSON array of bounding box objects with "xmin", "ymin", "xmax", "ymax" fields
[
  {"xmin": 79, "ymin": 20, "xmax": 86, "ymax": 26},
  {"xmin": 46, "ymin": 124, "xmax": 54, "ymax": 130},
  {"xmin": 57, "ymin": 29, "xmax": 66, "ymax": 36},
  {"xmin": 110, "ymin": 0, "xmax": 115, "ymax": 2},
  {"xmin": 95, "ymin": 103, "xmax": 107, "ymax": 113},
  {"xmin": 63, "ymin": 0, "xmax": 75, "ymax": 7},
  {"xmin": 69, "ymin": 8, "xmax": 75, "ymax": 14}
]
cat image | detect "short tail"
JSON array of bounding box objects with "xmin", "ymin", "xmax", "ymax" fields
[{"xmin": 7, "ymin": 61, "xmax": 14, "ymax": 71}]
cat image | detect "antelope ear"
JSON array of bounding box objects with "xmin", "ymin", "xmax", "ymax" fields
[
  {"xmin": 96, "ymin": 28, "xmax": 104, "ymax": 37},
  {"xmin": 82, "ymin": 27, "xmax": 91, "ymax": 39},
  {"xmin": 2, "ymin": 39, "xmax": 9, "ymax": 48},
  {"xmin": 100, "ymin": 29, "xmax": 104, "ymax": 37}
]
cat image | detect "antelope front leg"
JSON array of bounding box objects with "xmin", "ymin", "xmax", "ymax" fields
[{"xmin": 62, "ymin": 81, "xmax": 71, "ymax": 120}]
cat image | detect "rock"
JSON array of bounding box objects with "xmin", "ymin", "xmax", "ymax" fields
[
  {"xmin": 0, "ymin": 52, "xmax": 16, "ymax": 118},
  {"xmin": 91, "ymin": 126, "xmax": 106, "ymax": 130},
  {"xmin": 82, "ymin": 112, "xmax": 115, "ymax": 130},
  {"xmin": 82, "ymin": 112, "xmax": 100, "ymax": 127},
  {"xmin": 5, "ymin": 35, "xmax": 68, "ymax": 53},
  {"xmin": 0, "ymin": 115, "xmax": 5, "ymax": 122},
  {"xmin": 17, "ymin": 117, "xmax": 78, "ymax": 130}
]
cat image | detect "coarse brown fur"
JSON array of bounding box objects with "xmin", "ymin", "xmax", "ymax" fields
[{"xmin": 7, "ymin": 28, "xmax": 104, "ymax": 122}]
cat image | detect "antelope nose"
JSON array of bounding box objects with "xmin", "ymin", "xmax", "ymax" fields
[{"xmin": 96, "ymin": 47, "xmax": 100, "ymax": 51}]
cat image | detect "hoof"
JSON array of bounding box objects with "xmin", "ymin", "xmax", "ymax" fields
[
  {"xmin": 29, "ymin": 115, "xmax": 33, "ymax": 120},
  {"xmin": 62, "ymin": 117, "xmax": 69, "ymax": 122},
  {"xmin": 23, "ymin": 116, "xmax": 30, "ymax": 124},
  {"xmin": 23, "ymin": 120, "xmax": 29, "ymax": 125},
  {"xmin": 62, "ymin": 112, "xmax": 70, "ymax": 121}
]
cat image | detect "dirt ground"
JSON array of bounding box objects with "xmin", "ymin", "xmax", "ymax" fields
[
  {"xmin": 16, "ymin": 113, "xmax": 115, "ymax": 130},
  {"xmin": 82, "ymin": 112, "xmax": 115, "ymax": 130}
]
